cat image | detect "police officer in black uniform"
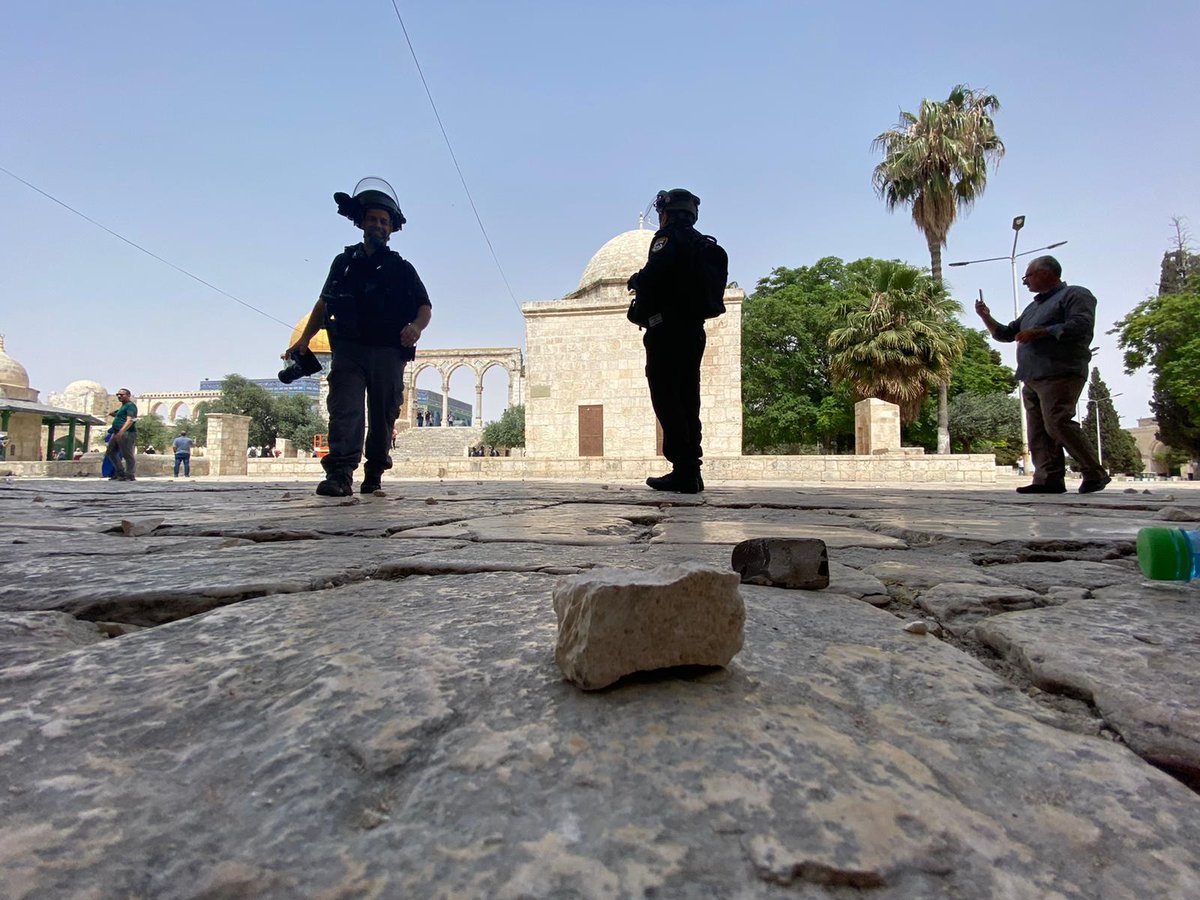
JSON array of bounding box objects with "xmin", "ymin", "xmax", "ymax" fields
[
  {"xmin": 285, "ymin": 178, "xmax": 432, "ymax": 497},
  {"xmin": 628, "ymin": 188, "xmax": 708, "ymax": 494}
]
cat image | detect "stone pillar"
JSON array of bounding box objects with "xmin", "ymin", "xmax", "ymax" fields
[
  {"xmin": 316, "ymin": 376, "xmax": 331, "ymax": 425},
  {"xmin": 854, "ymin": 398, "xmax": 901, "ymax": 456},
  {"xmin": 206, "ymin": 414, "xmax": 251, "ymax": 476},
  {"xmin": 474, "ymin": 378, "xmax": 484, "ymax": 427},
  {"xmin": 441, "ymin": 375, "xmax": 451, "ymax": 427},
  {"xmin": 276, "ymin": 437, "xmax": 295, "ymax": 458}
]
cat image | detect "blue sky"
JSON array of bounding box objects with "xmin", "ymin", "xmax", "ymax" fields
[{"xmin": 3, "ymin": 1, "xmax": 1196, "ymax": 426}]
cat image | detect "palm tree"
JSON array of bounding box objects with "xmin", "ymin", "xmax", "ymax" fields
[
  {"xmin": 829, "ymin": 260, "xmax": 965, "ymax": 423},
  {"xmin": 872, "ymin": 84, "xmax": 1004, "ymax": 452}
]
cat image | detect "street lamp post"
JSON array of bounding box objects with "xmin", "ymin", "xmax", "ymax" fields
[
  {"xmin": 950, "ymin": 217, "xmax": 1068, "ymax": 476},
  {"xmin": 1082, "ymin": 393, "xmax": 1123, "ymax": 468}
]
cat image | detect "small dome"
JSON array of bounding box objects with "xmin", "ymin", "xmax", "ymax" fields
[
  {"xmin": 577, "ymin": 229, "xmax": 653, "ymax": 292},
  {"xmin": 289, "ymin": 316, "xmax": 331, "ymax": 355},
  {"xmin": 63, "ymin": 379, "xmax": 107, "ymax": 396},
  {"xmin": 0, "ymin": 335, "xmax": 31, "ymax": 389}
]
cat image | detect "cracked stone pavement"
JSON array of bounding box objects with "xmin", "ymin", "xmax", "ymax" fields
[{"xmin": 1, "ymin": 476, "xmax": 1199, "ymax": 898}]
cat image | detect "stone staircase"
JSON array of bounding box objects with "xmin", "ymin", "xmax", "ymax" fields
[{"xmin": 391, "ymin": 425, "xmax": 483, "ymax": 458}]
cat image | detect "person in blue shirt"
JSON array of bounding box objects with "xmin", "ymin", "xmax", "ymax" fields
[{"xmin": 172, "ymin": 430, "xmax": 195, "ymax": 478}]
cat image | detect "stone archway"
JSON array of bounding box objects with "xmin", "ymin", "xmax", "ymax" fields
[{"xmin": 403, "ymin": 348, "xmax": 523, "ymax": 428}]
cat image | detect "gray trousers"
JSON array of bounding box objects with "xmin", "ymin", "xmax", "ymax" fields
[
  {"xmin": 1022, "ymin": 376, "xmax": 1105, "ymax": 483},
  {"xmin": 105, "ymin": 431, "xmax": 137, "ymax": 478}
]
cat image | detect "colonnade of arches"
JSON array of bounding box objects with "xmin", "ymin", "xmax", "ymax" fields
[{"xmin": 404, "ymin": 349, "xmax": 524, "ymax": 428}]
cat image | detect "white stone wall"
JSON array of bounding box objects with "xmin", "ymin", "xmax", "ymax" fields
[
  {"xmin": 854, "ymin": 398, "xmax": 902, "ymax": 455},
  {"xmin": 523, "ymin": 282, "xmax": 744, "ymax": 460},
  {"xmin": 206, "ymin": 414, "xmax": 251, "ymax": 476},
  {"xmin": 2, "ymin": 413, "xmax": 43, "ymax": 461}
]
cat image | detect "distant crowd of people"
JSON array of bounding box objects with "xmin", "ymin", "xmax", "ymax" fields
[{"xmin": 414, "ymin": 409, "xmax": 471, "ymax": 427}]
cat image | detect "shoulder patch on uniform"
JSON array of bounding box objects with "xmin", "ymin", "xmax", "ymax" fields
[{"xmin": 651, "ymin": 237, "xmax": 668, "ymax": 252}]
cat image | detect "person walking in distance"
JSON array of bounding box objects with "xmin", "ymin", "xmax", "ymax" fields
[
  {"xmin": 172, "ymin": 429, "xmax": 194, "ymax": 478},
  {"xmin": 284, "ymin": 178, "xmax": 432, "ymax": 496},
  {"xmin": 975, "ymin": 255, "xmax": 1110, "ymax": 494}
]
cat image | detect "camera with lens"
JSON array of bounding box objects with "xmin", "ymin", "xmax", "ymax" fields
[{"xmin": 278, "ymin": 347, "xmax": 322, "ymax": 384}]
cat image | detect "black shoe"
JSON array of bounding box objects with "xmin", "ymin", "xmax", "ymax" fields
[
  {"xmin": 1079, "ymin": 475, "xmax": 1112, "ymax": 494},
  {"xmin": 360, "ymin": 478, "xmax": 382, "ymax": 494},
  {"xmin": 118, "ymin": 474, "xmax": 136, "ymax": 482},
  {"xmin": 646, "ymin": 471, "xmax": 701, "ymax": 494},
  {"xmin": 1015, "ymin": 482, "xmax": 1066, "ymax": 494},
  {"xmin": 315, "ymin": 477, "xmax": 352, "ymax": 497}
]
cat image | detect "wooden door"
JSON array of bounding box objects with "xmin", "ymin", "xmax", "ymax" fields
[{"xmin": 578, "ymin": 405, "xmax": 603, "ymax": 457}]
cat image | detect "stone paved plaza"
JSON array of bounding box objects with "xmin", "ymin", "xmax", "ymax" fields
[{"xmin": 2, "ymin": 476, "xmax": 1199, "ymax": 898}]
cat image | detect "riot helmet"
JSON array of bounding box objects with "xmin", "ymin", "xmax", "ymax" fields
[
  {"xmin": 653, "ymin": 188, "xmax": 700, "ymax": 221},
  {"xmin": 334, "ymin": 177, "xmax": 406, "ymax": 232}
]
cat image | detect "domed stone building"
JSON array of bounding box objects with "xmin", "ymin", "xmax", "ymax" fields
[
  {"xmin": 521, "ymin": 228, "xmax": 744, "ymax": 461},
  {"xmin": 0, "ymin": 335, "xmax": 104, "ymax": 461},
  {"xmin": 49, "ymin": 379, "xmax": 114, "ymax": 420}
]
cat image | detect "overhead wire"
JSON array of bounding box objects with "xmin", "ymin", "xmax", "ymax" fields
[
  {"xmin": 4, "ymin": 7, "xmax": 524, "ymax": 331},
  {"xmin": 388, "ymin": 1, "xmax": 522, "ymax": 315},
  {"xmin": 0, "ymin": 164, "xmax": 294, "ymax": 331}
]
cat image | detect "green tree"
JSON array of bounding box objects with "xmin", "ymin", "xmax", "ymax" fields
[
  {"xmin": 133, "ymin": 409, "xmax": 172, "ymax": 452},
  {"xmin": 1080, "ymin": 368, "xmax": 1144, "ymax": 475},
  {"xmin": 274, "ymin": 393, "xmax": 324, "ymax": 452},
  {"xmin": 872, "ymin": 83, "xmax": 1005, "ymax": 451},
  {"xmin": 1111, "ymin": 271, "xmax": 1200, "ymax": 461},
  {"xmin": 210, "ymin": 375, "xmax": 280, "ymax": 447},
  {"xmin": 1159, "ymin": 217, "xmax": 1200, "ymax": 296},
  {"xmin": 829, "ymin": 260, "xmax": 965, "ymax": 422},
  {"xmin": 951, "ymin": 328, "xmax": 1017, "ymax": 397},
  {"xmin": 948, "ymin": 392, "xmax": 1021, "ymax": 456},
  {"xmin": 741, "ymin": 257, "xmax": 857, "ymax": 452},
  {"xmin": 483, "ymin": 404, "xmax": 525, "ymax": 449}
]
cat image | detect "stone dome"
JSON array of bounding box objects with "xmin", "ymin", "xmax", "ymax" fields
[
  {"xmin": 0, "ymin": 335, "xmax": 30, "ymax": 389},
  {"xmin": 288, "ymin": 315, "xmax": 331, "ymax": 355},
  {"xmin": 63, "ymin": 379, "xmax": 107, "ymax": 397},
  {"xmin": 577, "ymin": 229, "xmax": 653, "ymax": 292}
]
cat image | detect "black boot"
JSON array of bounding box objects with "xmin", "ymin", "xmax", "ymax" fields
[
  {"xmin": 1015, "ymin": 480, "xmax": 1066, "ymax": 494},
  {"xmin": 646, "ymin": 469, "xmax": 701, "ymax": 494},
  {"xmin": 316, "ymin": 471, "xmax": 353, "ymax": 497},
  {"xmin": 360, "ymin": 460, "xmax": 389, "ymax": 494}
]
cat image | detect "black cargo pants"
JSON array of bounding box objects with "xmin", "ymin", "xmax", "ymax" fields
[
  {"xmin": 324, "ymin": 338, "xmax": 406, "ymax": 479},
  {"xmin": 644, "ymin": 320, "xmax": 706, "ymax": 474}
]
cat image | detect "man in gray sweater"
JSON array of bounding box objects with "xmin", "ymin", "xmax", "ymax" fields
[{"xmin": 975, "ymin": 255, "xmax": 1110, "ymax": 495}]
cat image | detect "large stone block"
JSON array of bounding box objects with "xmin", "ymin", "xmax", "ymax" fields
[
  {"xmin": 553, "ymin": 562, "xmax": 744, "ymax": 690},
  {"xmin": 731, "ymin": 538, "xmax": 830, "ymax": 589}
]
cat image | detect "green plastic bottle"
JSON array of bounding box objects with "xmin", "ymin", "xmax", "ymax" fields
[{"xmin": 1136, "ymin": 527, "xmax": 1200, "ymax": 582}]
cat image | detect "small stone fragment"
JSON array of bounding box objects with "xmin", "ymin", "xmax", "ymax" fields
[
  {"xmin": 372, "ymin": 490, "xmax": 386, "ymax": 497},
  {"xmin": 903, "ymin": 620, "xmax": 929, "ymax": 635},
  {"xmin": 731, "ymin": 538, "xmax": 829, "ymax": 590},
  {"xmin": 425, "ymin": 498, "xmax": 438, "ymax": 505},
  {"xmin": 553, "ymin": 562, "xmax": 744, "ymax": 690},
  {"xmin": 1132, "ymin": 634, "xmax": 1163, "ymax": 646},
  {"xmin": 1123, "ymin": 488, "xmax": 1139, "ymax": 494},
  {"xmin": 120, "ymin": 516, "xmax": 164, "ymax": 537},
  {"xmin": 1156, "ymin": 507, "xmax": 1197, "ymax": 522}
]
